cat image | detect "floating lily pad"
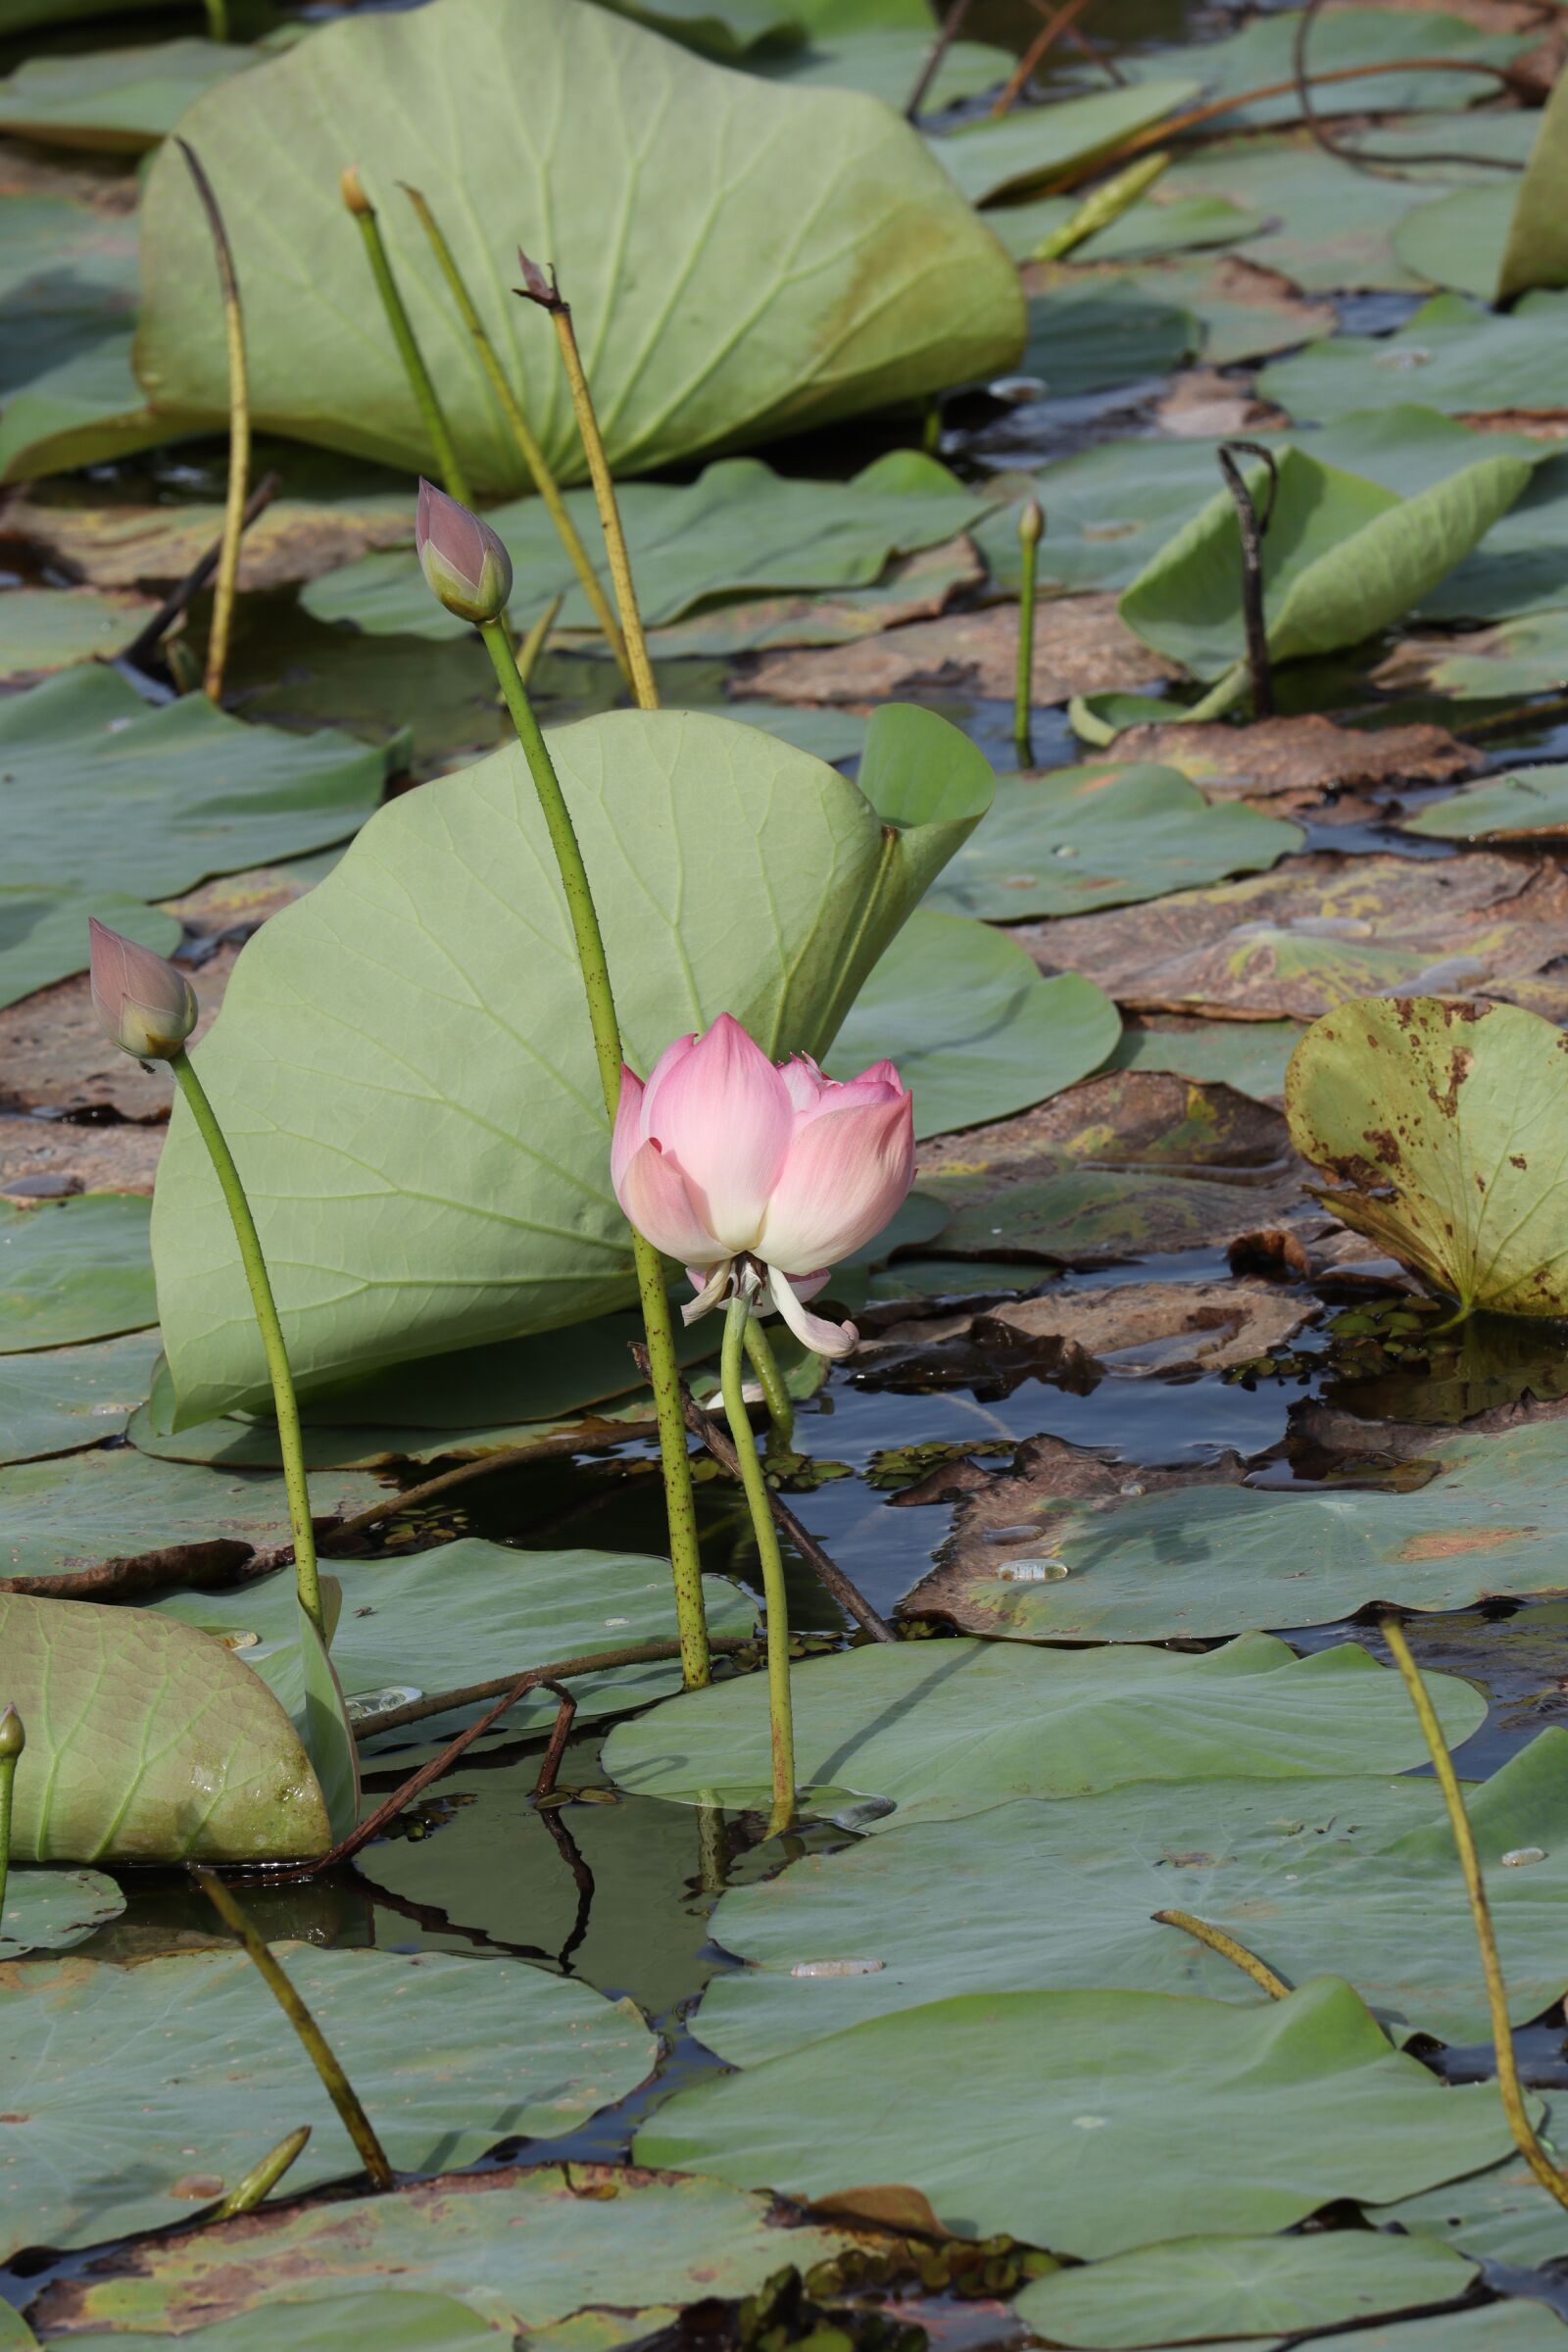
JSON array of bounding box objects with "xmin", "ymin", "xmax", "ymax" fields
[
  {"xmin": 0, "ymin": 39, "xmax": 257, "ymax": 154},
  {"xmin": 0, "ymin": 1591, "xmax": 330, "ymax": 1866},
  {"xmin": 1299, "ymin": 2310, "xmax": 1568, "ymax": 2352},
  {"xmin": 925, "ymin": 764, "xmax": 1301, "ymax": 920},
  {"xmin": 1129, "ymin": 9, "xmax": 1525, "ymax": 130},
  {"xmin": 1287, "ymin": 995, "xmax": 1568, "ymax": 1316},
  {"xmin": 0, "ymin": 1194, "xmax": 154, "ymax": 1354},
  {"xmin": 0, "ymin": 1330, "xmax": 161, "ymax": 1466},
  {"xmin": 0, "ymin": 1867, "xmax": 123, "ymax": 1962},
  {"xmin": 1375, "ymin": 2105, "xmax": 1568, "ymax": 2272},
  {"xmin": 1107, "ymin": 1016, "xmax": 1301, "ymax": 1102},
  {"xmin": 1260, "ymin": 294, "xmax": 1568, "ymax": 427},
  {"xmin": 635, "ymin": 1975, "xmax": 1521, "ymax": 2257},
  {"xmin": 0, "ymin": 329, "xmax": 185, "ymax": 486},
  {"xmin": 1403, "ymin": 69, "xmax": 1568, "ymax": 307},
  {"xmin": 41, "ymin": 2295, "xmax": 504, "ymax": 2352},
  {"xmin": 602, "ymin": 0, "xmax": 805, "ymax": 57},
  {"xmin": 989, "ymin": 190, "xmax": 1262, "ymax": 267},
  {"xmin": 0, "ymin": 585, "xmax": 156, "ymax": 684},
  {"xmin": 932, "ymin": 80, "xmax": 1198, "ymax": 207},
  {"xmin": 0, "ymin": 888, "xmax": 180, "ymax": 1014},
  {"xmin": 1017, "ymin": 281, "xmax": 1200, "ymax": 401},
  {"xmin": 4, "ymin": 665, "xmax": 395, "ymax": 899},
  {"xmin": 1015, "ymin": 2230, "xmax": 1477, "ymax": 2349},
  {"xmin": 1160, "ymin": 132, "xmax": 1438, "ymax": 292},
  {"xmin": 1418, "ymin": 452, "xmax": 1568, "ymax": 625},
  {"xmin": 1134, "ymin": 252, "xmax": 1336, "ymax": 369},
  {"xmin": 151, "ymin": 706, "xmax": 993, "ymax": 1427},
  {"xmin": 0, "ymin": 1947, "xmax": 653, "ymax": 2260},
  {"xmin": 828, "ymin": 907, "xmax": 1119, "ymax": 1140},
  {"xmin": 136, "ymin": 0, "xmax": 1022, "ymax": 494},
  {"xmin": 927, "ymin": 1164, "xmax": 1297, "ymax": 1263},
  {"xmin": 1401, "ymin": 763, "xmax": 1568, "ymax": 841},
  {"xmin": 603, "ymin": 1632, "xmax": 1485, "ymax": 1822}
]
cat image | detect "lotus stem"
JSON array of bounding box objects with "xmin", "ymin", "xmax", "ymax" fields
[
  {"xmin": 0, "ymin": 1707, "xmax": 22, "ymax": 1928},
  {"xmin": 1015, "ymin": 499, "xmax": 1043, "ymax": 766},
  {"xmin": 202, "ymin": 0, "xmax": 228, "ymax": 34},
  {"xmin": 905, "ymin": 0, "xmax": 975, "ymax": 121},
  {"xmin": 171, "ymin": 1051, "xmax": 323, "ymax": 1644},
  {"xmin": 477, "ymin": 617, "xmax": 710, "ymax": 1688},
  {"xmin": 516, "ymin": 591, "xmax": 561, "ymax": 689},
  {"xmin": 721, "ymin": 1295, "xmax": 795, "ymax": 1836},
  {"xmin": 1031, "ymin": 150, "xmax": 1170, "ymax": 261},
  {"xmin": 515, "ymin": 260, "xmax": 658, "ymax": 710},
  {"xmin": 992, "ymin": 0, "xmax": 1095, "ymax": 118},
  {"xmin": 206, "ymin": 2125, "xmax": 312, "ymax": 2221},
  {"xmin": 176, "ymin": 142, "xmax": 248, "ymax": 705},
  {"xmin": 743, "ymin": 1315, "xmax": 795, "ymax": 1452},
  {"xmin": 1380, "ymin": 1614, "xmax": 1568, "ymax": 2216},
  {"xmin": 195, "ymin": 1870, "xmax": 393, "ymax": 2190},
  {"xmin": 1152, "ymin": 1908, "xmax": 1290, "ymax": 2000},
  {"xmin": 1216, "ymin": 441, "xmax": 1277, "ymax": 720},
  {"xmin": 400, "ymin": 187, "xmax": 632, "ymax": 687},
  {"xmin": 341, "ymin": 167, "xmax": 473, "ymax": 508}
]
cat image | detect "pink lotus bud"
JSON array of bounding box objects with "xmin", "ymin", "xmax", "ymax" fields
[
  {"xmin": 87, "ymin": 918, "xmax": 198, "ymax": 1062},
  {"xmin": 611, "ymin": 1013, "xmax": 913, "ymax": 1358},
  {"xmin": 415, "ymin": 478, "xmax": 513, "ymax": 626},
  {"xmin": 514, "ymin": 248, "xmax": 561, "ymax": 310}
]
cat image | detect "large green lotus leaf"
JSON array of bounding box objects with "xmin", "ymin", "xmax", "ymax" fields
[
  {"xmin": 303, "ymin": 453, "xmax": 995, "ymax": 641},
  {"xmin": 754, "ymin": 6, "xmax": 1011, "ymax": 108},
  {"xmin": 0, "ymin": 1449, "xmax": 384, "ymax": 1598},
  {"xmin": 693, "ymin": 1739, "xmax": 1568, "ymax": 2066},
  {"xmin": 601, "ymin": 0, "xmax": 805, "ymax": 58},
  {"xmin": 1401, "ymin": 762, "xmax": 1568, "ymax": 840},
  {"xmin": 825, "ymin": 906, "xmax": 1118, "ymax": 1141},
  {"xmin": 0, "ymin": 1592, "xmax": 331, "ymax": 1864},
  {"xmin": 1295, "ymin": 2313, "xmax": 1568, "ymax": 2352},
  {"xmin": 155, "ymin": 1542, "xmax": 757, "ymax": 1743},
  {"xmin": 150, "ymin": 704, "xmax": 993, "ymax": 1426},
  {"xmin": 1395, "ymin": 184, "xmax": 1519, "ymax": 303},
  {"xmin": 0, "ymin": 196, "xmax": 138, "ymax": 398},
  {"xmin": 1015, "ymin": 2230, "xmax": 1476, "ymax": 2350},
  {"xmin": 1287, "ymin": 995, "xmax": 1568, "ymax": 1315},
  {"xmin": 0, "ymin": 331, "xmax": 182, "ymax": 487},
  {"xmin": 0, "ymin": 888, "xmax": 178, "ymax": 1013},
  {"xmin": 2, "ymin": 666, "xmax": 394, "ymax": 897},
  {"xmin": 0, "ymin": 586, "xmax": 159, "ymax": 685},
  {"xmin": 1131, "ymin": 253, "xmax": 1336, "ymax": 371},
  {"xmin": 0, "ymin": 1331, "xmax": 162, "ymax": 1467},
  {"xmin": 925, "ymin": 763, "xmax": 1300, "ymax": 920},
  {"xmin": 931, "ymin": 80, "xmax": 1199, "ymax": 206},
  {"xmin": 46, "ymin": 2297, "xmax": 502, "ymax": 2352},
  {"xmin": 1260, "ymin": 293, "xmax": 1568, "ymax": 426},
  {"xmin": 602, "ymin": 1632, "xmax": 1485, "ymax": 1821},
  {"xmin": 0, "ymin": 40, "xmax": 257, "ymax": 154},
  {"xmin": 1375, "ymin": 2101, "xmax": 1568, "ymax": 2271},
  {"xmin": 0, "ymin": 1868, "xmax": 123, "ymax": 1962},
  {"xmin": 0, "ymin": 1948, "xmax": 653, "ymax": 2260},
  {"xmin": 1160, "ymin": 132, "xmax": 1438, "ymax": 293},
  {"xmin": 1127, "ymin": 9, "xmax": 1525, "ymax": 128},
  {"xmin": 0, "ymin": 1195, "xmax": 154, "ymax": 1354},
  {"xmin": 1107, "ymin": 1016, "xmax": 1301, "ymax": 1102},
  {"xmin": 1016, "ymin": 282, "xmax": 1199, "ymax": 401},
  {"xmin": 134, "ymin": 0, "xmax": 1022, "ymax": 493},
  {"xmin": 34, "ymin": 2164, "xmax": 890, "ymax": 2343},
  {"xmin": 1498, "ymin": 62, "xmax": 1568, "ymax": 302},
  {"xmin": 1120, "ymin": 447, "xmax": 1529, "ymax": 686},
  {"xmin": 634, "ymin": 1976, "xmax": 1522, "ymax": 2257}
]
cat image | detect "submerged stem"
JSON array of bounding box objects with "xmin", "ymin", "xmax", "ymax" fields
[
  {"xmin": 743, "ymin": 1315, "xmax": 795, "ymax": 1453},
  {"xmin": 177, "ymin": 142, "xmax": 248, "ymax": 704},
  {"xmin": 476, "ymin": 618, "xmax": 710, "ymax": 1688},
  {"xmin": 1380, "ymin": 1614, "xmax": 1568, "ymax": 2216},
  {"xmin": 171, "ymin": 1052, "xmax": 322, "ymax": 1643},
  {"xmin": 721, "ymin": 1295, "xmax": 796, "ymax": 1835},
  {"xmin": 195, "ymin": 1870, "xmax": 393, "ymax": 2189}
]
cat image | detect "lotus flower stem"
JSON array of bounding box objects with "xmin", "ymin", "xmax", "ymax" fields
[
  {"xmin": 1031, "ymin": 151, "xmax": 1170, "ymax": 261},
  {"xmin": 342, "ymin": 167, "xmax": 474, "ymax": 508},
  {"xmin": 203, "ymin": 0, "xmax": 228, "ymax": 36},
  {"xmin": 1217, "ymin": 441, "xmax": 1277, "ymax": 721},
  {"xmin": 399, "ymin": 187, "xmax": 632, "ymax": 689},
  {"xmin": 1380, "ymin": 1613, "xmax": 1568, "ymax": 2216},
  {"xmin": 515, "ymin": 258, "xmax": 658, "ymax": 710},
  {"xmin": 206, "ymin": 2125, "xmax": 312, "ymax": 2222},
  {"xmin": 721, "ymin": 1294, "xmax": 796, "ymax": 1836},
  {"xmin": 0, "ymin": 1707, "xmax": 22, "ymax": 1928},
  {"xmin": 171, "ymin": 1050, "xmax": 323, "ymax": 1644},
  {"xmin": 1015, "ymin": 499, "xmax": 1042, "ymax": 765},
  {"xmin": 476, "ymin": 614, "xmax": 710, "ymax": 1688},
  {"xmin": 742, "ymin": 1314, "xmax": 795, "ymax": 1453},
  {"xmin": 195, "ymin": 1869, "xmax": 393, "ymax": 2189},
  {"xmin": 176, "ymin": 142, "xmax": 248, "ymax": 704},
  {"xmin": 516, "ymin": 592, "xmax": 562, "ymax": 689},
  {"xmin": 1152, "ymin": 1908, "xmax": 1289, "ymax": 2000}
]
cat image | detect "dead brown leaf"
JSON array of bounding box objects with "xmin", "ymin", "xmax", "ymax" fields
[
  {"xmin": 0, "ymin": 1113, "xmax": 163, "ymax": 1199},
  {"xmin": 1152, "ymin": 368, "xmax": 1289, "ymax": 440},
  {"xmin": 1109, "ymin": 714, "xmax": 1481, "ymax": 805},
  {"xmin": 0, "ymin": 490, "xmax": 413, "ymax": 592},
  {"xmin": 734, "ymin": 597, "xmax": 1180, "ymax": 708},
  {"xmin": 624, "ymin": 537, "xmax": 984, "ymax": 659}
]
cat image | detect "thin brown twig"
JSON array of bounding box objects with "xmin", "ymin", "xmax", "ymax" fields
[
  {"xmin": 992, "ymin": 0, "xmax": 1094, "ymax": 119},
  {"xmin": 906, "ymin": 0, "xmax": 977, "ymax": 121},
  {"xmin": 1060, "ymin": 10, "xmax": 1123, "ymax": 87},
  {"xmin": 532, "ymin": 1681, "xmax": 577, "ymax": 1800},
  {"xmin": 1217, "ymin": 440, "xmax": 1277, "ymax": 721},
  {"xmin": 1292, "ymin": 0, "xmax": 1521, "ymax": 176},
  {"xmin": 321, "ymin": 1426, "xmax": 643, "ymax": 1551},
  {"xmin": 1153, "ymin": 1908, "xmax": 1291, "ymax": 1999},
  {"xmin": 119, "ymin": 472, "xmax": 281, "ymax": 678}
]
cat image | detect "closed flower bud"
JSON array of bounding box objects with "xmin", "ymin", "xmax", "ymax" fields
[
  {"xmin": 1019, "ymin": 497, "xmax": 1044, "ymax": 548},
  {"xmin": 0, "ymin": 1706, "xmax": 24, "ymax": 1760},
  {"xmin": 87, "ymin": 918, "xmax": 198, "ymax": 1062},
  {"xmin": 415, "ymin": 478, "xmax": 514, "ymax": 626}
]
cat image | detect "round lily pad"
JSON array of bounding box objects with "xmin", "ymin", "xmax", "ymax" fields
[
  {"xmin": 0, "ymin": 1194, "xmax": 154, "ymax": 1354},
  {"xmin": 0, "ymin": 1330, "xmax": 162, "ymax": 1466},
  {"xmin": 0, "ymin": 1866, "xmax": 122, "ymax": 1961},
  {"xmin": 0, "ymin": 888, "xmax": 180, "ymax": 1014}
]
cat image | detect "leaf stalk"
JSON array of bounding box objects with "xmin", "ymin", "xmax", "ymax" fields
[{"xmin": 176, "ymin": 142, "xmax": 249, "ymax": 705}]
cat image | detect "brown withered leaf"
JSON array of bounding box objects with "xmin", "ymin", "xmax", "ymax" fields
[
  {"xmin": 623, "ymin": 537, "xmax": 984, "ymax": 659},
  {"xmin": 0, "ymin": 488, "xmax": 413, "ymax": 592},
  {"xmin": 1109, "ymin": 714, "xmax": 1481, "ymax": 805},
  {"xmin": 735, "ymin": 597, "xmax": 1181, "ymax": 708},
  {"xmin": 918, "ymin": 1067, "xmax": 1291, "ymax": 1182},
  {"xmin": 0, "ymin": 1113, "xmax": 163, "ymax": 1200},
  {"xmin": 1153, "ymin": 368, "xmax": 1288, "ymax": 439},
  {"xmin": 0, "ymin": 947, "xmax": 236, "ymax": 1121}
]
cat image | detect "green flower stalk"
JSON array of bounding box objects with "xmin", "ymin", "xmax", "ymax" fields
[
  {"xmin": 0, "ymin": 1706, "xmax": 24, "ymax": 1928},
  {"xmin": 86, "ymin": 920, "xmax": 325, "ymax": 1644},
  {"xmin": 341, "ymin": 165, "xmax": 473, "ymax": 508},
  {"xmin": 176, "ymin": 140, "xmax": 248, "ymax": 705},
  {"xmin": 416, "ymin": 482, "xmax": 710, "ymax": 1689},
  {"xmin": 1015, "ymin": 497, "xmax": 1043, "ymax": 766},
  {"xmin": 721, "ymin": 1293, "xmax": 796, "ymax": 1835}
]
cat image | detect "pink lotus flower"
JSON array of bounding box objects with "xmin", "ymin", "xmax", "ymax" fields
[{"xmin": 612, "ymin": 1013, "xmax": 914, "ymax": 1357}]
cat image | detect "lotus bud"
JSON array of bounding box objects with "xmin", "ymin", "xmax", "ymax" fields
[
  {"xmin": 87, "ymin": 918, "xmax": 198, "ymax": 1063},
  {"xmin": 514, "ymin": 248, "xmax": 562, "ymax": 311},
  {"xmin": 415, "ymin": 478, "xmax": 514, "ymax": 626},
  {"xmin": 340, "ymin": 163, "xmax": 373, "ymax": 217},
  {"xmin": 1019, "ymin": 497, "xmax": 1044, "ymax": 548},
  {"xmin": 0, "ymin": 1707, "xmax": 22, "ymax": 1761}
]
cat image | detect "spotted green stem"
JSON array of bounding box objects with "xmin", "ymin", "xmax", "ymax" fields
[{"xmin": 721, "ymin": 1295, "xmax": 795, "ymax": 1836}]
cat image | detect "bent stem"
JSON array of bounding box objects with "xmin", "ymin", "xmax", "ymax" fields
[
  {"xmin": 743, "ymin": 1314, "xmax": 795, "ymax": 1454},
  {"xmin": 401, "ymin": 187, "xmax": 631, "ymax": 686},
  {"xmin": 721, "ymin": 1295, "xmax": 796, "ymax": 1836},
  {"xmin": 342, "ymin": 169, "xmax": 473, "ymax": 506},
  {"xmin": 171, "ymin": 1050, "xmax": 322, "ymax": 1643},
  {"xmin": 176, "ymin": 142, "xmax": 248, "ymax": 704},
  {"xmin": 1152, "ymin": 1908, "xmax": 1289, "ymax": 1999},
  {"xmin": 195, "ymin": 1870, "xmax": 393, "ymax": 2189},
  {"xmin": 1381, "ymin": 1613, "xmax": 1568, "ymax": 2215},
  {"xmin": 478, "ymin": 616, "xmax": 709, "ymax": 1688}
]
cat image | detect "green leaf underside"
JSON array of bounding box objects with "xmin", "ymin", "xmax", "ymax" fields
[
  {"xmin": 1286, "ymin": 995, "xmax": 1568, "ymax": 1315},
  {"xmin": 151, "ymin": 705, "xmax": 992, "ymax": 1426},
  {"xmin": 134, "ymin": 0, "xmax": 1023, "ymax": 493},
  {"xmin": 0, "ymin": 1592, "xmax": 331, "ymax": 1865},
  {"xmin": 0, "ymin": 1195, "xmax": 155, "ymax": 1354},
  {"xmin": 0, "ymin": 1949, "xmax": 654, "ymax": 2259},
  {"xmin": 602, "ymin": 1632, "xmax": 1486, "ymax": 1822},
  {"xmin": 827, "ymin": 906, "xmax": 1120, "ymax": 1139},
  {"xmin": 693, "ymin": 1737, "xmax": 1568, "ymax": 2064}
]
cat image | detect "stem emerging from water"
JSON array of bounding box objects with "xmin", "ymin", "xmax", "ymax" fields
[
  {"xmin": 721, "ymin": 1295, "xmax": 795, "ymax": 1836},
  {"xmin": 1380, "ymin": 1613, "xmax": 1568, "ymax": 2215},
  {"xmin": 171, "ymin": 1050, "xmax": 322, "ymax": 1644},
  {"xmin": 176, "ymin": 142, "xmax": 248, "ymax": 704},
  {"xmin": 477, "ymin": 617, "xmax": 709, "ymax": 1688},
  {"xmin": 1015, "ymin": 499, "xmax": 1043, "ymax": 766}
]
